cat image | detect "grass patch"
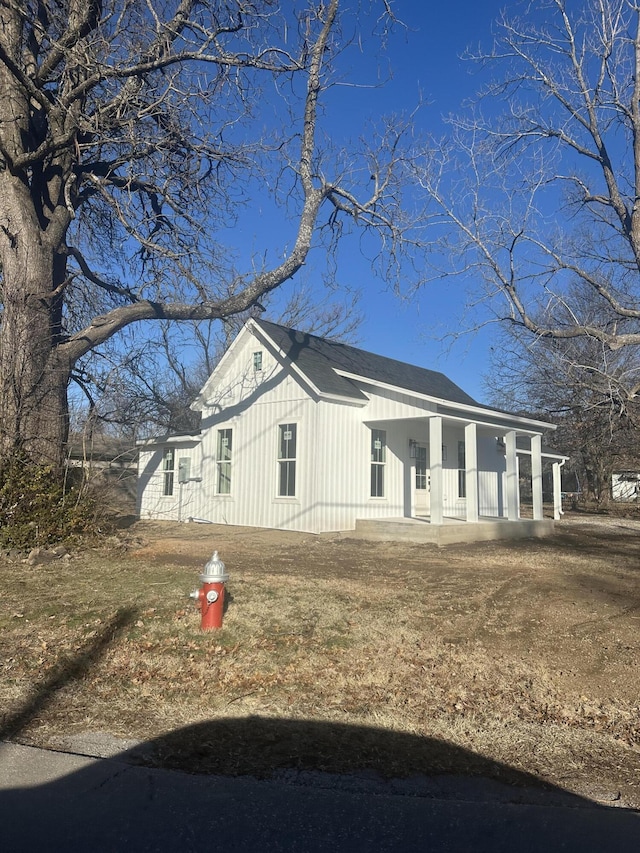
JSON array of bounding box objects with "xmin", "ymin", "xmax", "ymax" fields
[{"xmin": 1, "ymin": 517, "xmax": 640, "ymax": 805}]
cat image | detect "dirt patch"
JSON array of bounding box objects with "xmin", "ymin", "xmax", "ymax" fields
[{"xmin": 1, "ymin": 514, "xmax": 639, "ymax": 806}]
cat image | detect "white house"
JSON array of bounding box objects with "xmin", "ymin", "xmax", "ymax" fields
[
  {"xmin": 137, "ymin": 319, "xmax": 566, "ymax": 544},
  {"xmin": 612, "ymin": 471, "xmax": 640, "ymax": 502}
]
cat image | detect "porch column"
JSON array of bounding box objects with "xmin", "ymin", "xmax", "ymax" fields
[
  {"xmin": 531, "ymin": 434, "xmax": 543, "ymax": 521},
  {"xmin": 553, "ymin": 461, "xmax": 563, "ymax": 520},
  {"xmin": 465, "ymin": 422, "xmax": 479, "ymax": 523},
  {"xmin": 429, "ymin": 415, "xmax": 443, "ymax": 525},
  {"xmin": 505, "ymin": 430, "xmax": 519, "ymax": 521}
]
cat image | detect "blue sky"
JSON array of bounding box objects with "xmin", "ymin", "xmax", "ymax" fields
[
  {"xmin": 345, "ymin": 0, "xmax": 508, "ymax": 400},
  {"xmin": 219, "ymin": 1, "xmax": 516, "ymax": 402}
]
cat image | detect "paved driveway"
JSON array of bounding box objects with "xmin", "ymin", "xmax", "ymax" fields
[{"xmin": 1, "ymin": 741, "xmax": 638, "ymax": 852}]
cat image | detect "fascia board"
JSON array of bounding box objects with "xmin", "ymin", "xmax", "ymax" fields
[
  {"xmin": 317, "ymin": 391, "xmax": 369, "ymax": 407},
  {"xmin": 516, "ymin": 447, "xmax": 570, "ymax": 461},
  {"xmin": 136, "ymin": 437, "xmax": 165, "ymax": 448},
  {"xmin": 137, "ymin": 435, "xmax": 201, "ymax": 448},
  {"xmin": 333, "ymin": 369, "xmax": 557, "ymax": 431},
  {"xmin": 429, "ymin": 410, "xmax": 545, "ymax": 436}
]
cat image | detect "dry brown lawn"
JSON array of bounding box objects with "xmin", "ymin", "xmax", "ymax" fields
[{"xmin": 1, "ymin": 514, "xmax": 639, "ymax": 805}]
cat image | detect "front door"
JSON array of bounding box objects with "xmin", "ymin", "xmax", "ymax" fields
[{"xmin": 414, "ymin": 444, "xmax": 430, "ymax": 515}]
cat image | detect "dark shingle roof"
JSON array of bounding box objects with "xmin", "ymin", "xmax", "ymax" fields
[{"xmin": 255, "ymin": 319, "xmax": 481, "ymax": 407}]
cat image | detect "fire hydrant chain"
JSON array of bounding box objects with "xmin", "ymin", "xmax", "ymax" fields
[{"xmin": 189, "ymin": 550, "xmax": 228, "ymax": 630}]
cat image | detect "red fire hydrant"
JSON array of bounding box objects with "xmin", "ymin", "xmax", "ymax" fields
[{"xmin": 190, "ymin": 550, "xmax": 229, "ymax": 630}]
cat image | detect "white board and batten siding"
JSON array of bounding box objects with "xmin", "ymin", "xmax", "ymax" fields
[
  {"xmin": 137, "ymin": 439, "xmax": 202, "ymax": 522},
  {"xmin": 140, "ymin": 330, "xmax": 321, "ymax": 531},
  {"xmin": 138, "ymin": 375, "xmax": 509, "ymax": 530},
  {"xmin": 193, "ymin": 333, "xmax": 318, "ymax": 531}
]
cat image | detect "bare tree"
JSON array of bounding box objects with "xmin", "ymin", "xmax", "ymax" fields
[
  {"xmin": 420, "ymin": 0, "xmax": 640, "ymax": 414},
  {"xmin": 486, "ymin": 297, "xmax": 640, "ymax": 502},
  {"xmin": 79, "ymin": 283, "xmax": 364, "ymax": 437},
  {"xmin": 0, "ymin": 0, "xmax": 417, "ymax": 469}
]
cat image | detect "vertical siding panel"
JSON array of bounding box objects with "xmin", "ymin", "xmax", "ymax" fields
[
  {"xmin": 137, "ymin": 449, "xmax": 159, "ymax": 517},
  {"xmin": 479, "ymin": 472, "xmax": 497, "ymax": 516},
  {"xmin": 138, "ymin": 444, "xmax": 200, "ymax": 521},
  {"xmin": 226, "ymin": 376, "xmax": 314, "ymax": 532},
  {"xmin": 441, "ymin": 426, "xmax": 464, "ymax": 519},
  {"xmin": 477, "ymin": 434, "xmax": 504, "ymax": 518},
  {"xmin": 315, "ymin": 400, "xmax": 402, "ymax": 532},
  {"xmin": 345, "ymin": 405, "xmax": 369, "ymax": 529},
  {"xmin": 315, "ymin": 400, "xmax": 354, "ymax": 531}
]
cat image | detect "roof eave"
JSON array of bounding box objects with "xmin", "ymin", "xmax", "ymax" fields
[
  {"xmin": 334, "ymin": 369, "xmax": 557, "ymax": 430},
  {"xmin": 137, "ymin": 434, "xmax": 201, "ymax": 448}
]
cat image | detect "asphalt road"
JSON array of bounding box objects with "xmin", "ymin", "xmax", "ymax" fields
[{"xmin": 1, "ymin": 741, "xmax": 639, "ymax": 852}]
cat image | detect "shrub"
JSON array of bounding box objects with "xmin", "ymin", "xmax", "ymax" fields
[{"xmin": 0, "ymin": 457, "xmax": 103, "ymax": 550}]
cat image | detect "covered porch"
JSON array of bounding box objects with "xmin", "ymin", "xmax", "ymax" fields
[{"xmin": 361, "ymin": 409, "xmax": 565, "ymax": 542}]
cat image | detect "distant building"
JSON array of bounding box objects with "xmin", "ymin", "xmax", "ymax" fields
[
  {"xmin": 612, "ymin": 471, "xmax": 640, "ymax": 502},
  {"xmin": 68, "ymin": 435, "xmax": 138, "ymax": 511}
]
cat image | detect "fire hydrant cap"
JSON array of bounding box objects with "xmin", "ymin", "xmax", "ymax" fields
[{"xmin": 200, "ymin": 550, "xmax": 229, "ymax": 583}]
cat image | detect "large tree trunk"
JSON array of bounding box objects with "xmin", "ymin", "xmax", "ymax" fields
[
  {"xmin": 0, "ymin": 191, "xmax": 70, "ymax": 469},
  {"xmin": 0, "ymin": 7, "xmax": 71, "ymax": 470}
]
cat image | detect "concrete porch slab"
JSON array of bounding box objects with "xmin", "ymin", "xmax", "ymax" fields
[{"xmin": 352, "ymin": 517, "xmax": 555, "ymax": 546}]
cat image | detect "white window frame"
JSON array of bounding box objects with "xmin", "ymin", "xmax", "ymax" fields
[
  {"xmin": 217, "ymin": 428, "xmax": 233, "ymax": 495},
  {"xmin": 277, "ymin": 423, "xmax": 297, "ymax": 497},
  {"xmin": 457, "ymin": 440, "xmax": 466, "ymax": 499},
  {"xmin": 162, "ymin": 448, "xmax": 175, "ymax": 496},
  {"xmin": 370, "ymin": 428, "xmax": 386, "ymax": 498},
  {"xmin": 253, "ymin": 350, "xmax": 263, "ymax": 372}
]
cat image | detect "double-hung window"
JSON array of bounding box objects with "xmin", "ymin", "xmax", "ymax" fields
[
  {"xmin": 217, "ymin": 429, "xmax": 232, "ymax": 494},
  {"xmin": 370, "ymin": 429, "xmax": 386, "ymax": 497},
  {"xmin": 278, "ymin": 423, "xmax": 297, "ymax": 497},
  {"xmin": 163, "ymin": 448, "xmax": 175, "ymax": 496}
]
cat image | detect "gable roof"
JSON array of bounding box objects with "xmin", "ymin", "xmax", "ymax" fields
[{"xmin": 254, "ymin": 319, "xmax": 481, "ymax": 407}]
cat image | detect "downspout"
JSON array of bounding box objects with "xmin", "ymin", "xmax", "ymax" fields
[{"xmin": 553, "ymin": 459, "xmax": 566, "ymax": 521}]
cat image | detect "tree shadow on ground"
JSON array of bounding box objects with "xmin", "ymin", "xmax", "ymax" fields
[
  {"xmin": 0, "ymin": 607, "xmax": 137, "ymax": 742},
  {"xmin": 485, "ymin": 527, "xmax": 640, "ymax": 565}
]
